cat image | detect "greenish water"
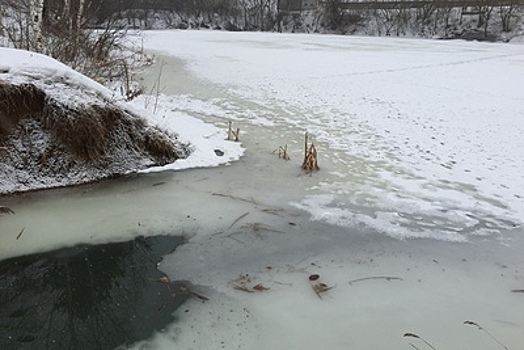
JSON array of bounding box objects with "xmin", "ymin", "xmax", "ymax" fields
[{"xmin": 0, "ymin": 235, "xmax": 188, "ymax": 350}]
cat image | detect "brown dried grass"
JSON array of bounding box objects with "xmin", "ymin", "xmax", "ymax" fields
[
  {"xmin": 0, "ymin": 81, "xmax": 178, "ymax": 167},
  {"xmin": 144, "ymin": 127, "xmax": 177, "ymax": 163},
  {"xmin": 0, "ymin": 81, "xmax": 46, "ymax": 140},
  {"xmin": 42, "ymin": 104, "xmax": 111, "ymax": 161}
]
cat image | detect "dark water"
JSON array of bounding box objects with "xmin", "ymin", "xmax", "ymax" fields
[{"xmin": 0, "ymin": 235, "xmax": 189, "ymax": 350}]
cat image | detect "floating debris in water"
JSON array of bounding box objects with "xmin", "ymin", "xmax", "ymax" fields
[{"xmin": 0, "ymin": 206, "xmax": 14, "ymax": 215}]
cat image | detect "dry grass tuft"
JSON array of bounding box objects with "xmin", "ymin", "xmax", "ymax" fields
[
  {"xmin": 0, "ymin": 80, "xmax": 46, "ymax": 140},
  {"xmin": 227, "ymin": 121, "xmax": 240, "ymax": 142},
  {"xmin": 42, "ymin": 104, "xmax": 112, "ymax": 161},
  {"xmin": 144, "ymin": 127, "xmax": 178, "ymax": 164},
  {"xmin": 274, "ymin": 144, "xmax": 290, "ymax": 160},
  {"xmin": 403, "ymin": 332, "xmax": 438, "ymax": 350},
  {"xmin": 464, "ymin": 320, "xmax": 510, "ymax": 350}
]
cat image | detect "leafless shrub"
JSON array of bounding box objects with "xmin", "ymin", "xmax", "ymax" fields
[{"xmin": 499, "ymin": 5, "xmax": 520, "ymax": 32}]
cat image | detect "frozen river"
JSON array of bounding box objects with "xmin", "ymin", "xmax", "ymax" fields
[
  {"xmin": 138, "ymin": 30, "xmax": 524, "ymax": 242},
  {"xmin": 1, "ymin": 31, "xmax": 524, "ymax": 349}
]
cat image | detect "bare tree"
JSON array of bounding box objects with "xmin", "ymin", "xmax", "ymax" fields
[
  {"xmin": 30, "ymin": 0, "xmax": 44, "ymax": 51},
  {"xmin": 323, "ymin": 0, "xmax": 344, "ymax": 31},
  {"xmin": 475, "ymin": 4, "xmax": 494, "ymax": 38},
  {"xmin": 75, "ymin": 0, "xmax": 85, "ymax": 32},
  {"xmin": 499, "ymin": 4, "xmax": 519, "ymax": 32}
]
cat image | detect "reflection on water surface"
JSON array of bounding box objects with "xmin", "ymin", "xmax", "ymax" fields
[{"xmin": 0, "ymin": 235, "xmax": 188, "ymax": 350}]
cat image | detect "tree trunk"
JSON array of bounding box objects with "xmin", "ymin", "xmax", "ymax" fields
[
  {"xmin": 30, "ymin": 0, "xmax": 45, "ymax": 52},
  {"xmin": 75, "ymin": 0, "xmax": 86, "ymax": 33}
]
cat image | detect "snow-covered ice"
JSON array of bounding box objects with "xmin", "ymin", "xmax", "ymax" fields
[{"xmin": 138, "ymin": 30, "xmax": 524, "ymax": 242}]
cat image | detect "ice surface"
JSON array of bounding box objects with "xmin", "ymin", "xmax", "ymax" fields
[
  {"xmin": 132, "ymin": 31, "xmax": 524, "ymax": 350},
  {"xmin": 138, "ymin": 30, "xmax": 524, "ymax": 241}
]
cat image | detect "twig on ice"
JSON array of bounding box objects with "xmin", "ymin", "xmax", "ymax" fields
[{"xmin": 348, "ymin": 276, "xmax": 403, "ymax": 285}]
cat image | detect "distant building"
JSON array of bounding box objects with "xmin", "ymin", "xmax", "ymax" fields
[{"xmin": 279, "ymin": 0, "xmax": 319, "ymax": 12}]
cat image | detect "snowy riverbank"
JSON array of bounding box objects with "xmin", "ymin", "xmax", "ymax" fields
[{"xmin": 0, "ymin": 47, "xmax": 243, "ymax": 194}]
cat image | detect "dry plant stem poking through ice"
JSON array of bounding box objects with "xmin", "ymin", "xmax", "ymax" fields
[
  {"xmin": 227, "ymin": 121, "xmax": 240, "ymax": 142},
  {"xmin": 403, "ymin": 332, "xmax": 438, "ymax": 350},
  {"xmin": 463, "ymin": 320, "xmax": 511, "ymax": 350},
  {"xmin": 302, "ymin": 132, "xmax": 319, "ymax": 172},
  {"xmin": 274, "ymin": 144, "xmax": 290, "ymax": 160}
]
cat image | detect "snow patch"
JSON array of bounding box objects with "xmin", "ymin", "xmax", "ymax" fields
[{"xmin": 129, "ymin": 94, "xmax": 244, "ymax": 172}]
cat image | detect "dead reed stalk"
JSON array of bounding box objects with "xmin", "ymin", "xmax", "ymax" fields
[
  {"xmin": 464, "ymin": 320, "xmax": 510, "ymax": 350},
  {"xmin": 274, "ymin": 144, "xmax": 290, "ymax": 160},
  {"xmin": 227, "ymin": 121, "xmax": 240, "ymax": 142},
  {"xmin": 16, "ymin": 227, "xmax": 25, "ymax": 240},
  {"xmin": 152, "ymin": 60, "xmax": 165, "ymax": 114},
  {"xmin": 302, "ymin": 132, "xmax": 319, "ymax": 172},
  {"xmin": 348, "ymin": 276, "xmax": 403, "ymax": 285},
  {"xmin": 403, "ymin": 332, "xmax": 438, "ymax": 350}
]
